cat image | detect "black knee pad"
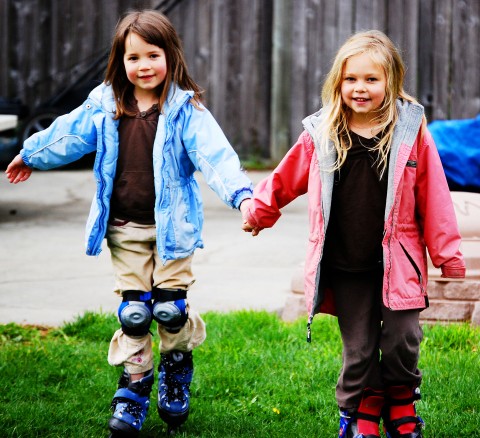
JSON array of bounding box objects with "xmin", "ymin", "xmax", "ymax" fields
[
  {"xmin": 152, "ymin": 288, "xmax": 188, "ymax": 333},
  {"xmin": 118, "ymin": 290, "xmax": 153, "ymax": 336}
]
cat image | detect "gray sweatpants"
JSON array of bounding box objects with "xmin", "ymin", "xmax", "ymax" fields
[{"xmin": 325, "ymin": 266, "xmax": 423, "ymax": 411}]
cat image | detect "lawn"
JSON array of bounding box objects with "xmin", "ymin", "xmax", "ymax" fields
[{"xmin": 0, "ymin": 311, "xmax": 478, "ymax": 437}]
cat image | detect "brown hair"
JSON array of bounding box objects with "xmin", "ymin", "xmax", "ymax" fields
[{"xmin": 104, "ymin": 10, "xmax": 203, "ymax": 118}]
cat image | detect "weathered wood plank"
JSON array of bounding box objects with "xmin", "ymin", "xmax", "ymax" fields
[
  {"xmin": 0, "ymin": 0, "xmax": 479, "ymax": 159},
  {"xmin": 451, "ymin": 0, "xmax": 480, "ymax": 119},
  {"xmin": 418, "ymin": 0, "xmax": 434, "ymax": 120},
  {"xmin": 271, "ymin": 0, "xmax": 292, "ymax": 161},
  {"xmin": 355, "ymin": 0, "xmax": 387, "ymax": 31},
  {"xmin": 431, "ymin": 0, "xmax": 452, "ymax": 120},
  {"xmin": 289, "ymin": 0, "xmax": 309, "ymax": 139},
  {"xmin": 0, "ymin": 0, "xmax": 8, "ymax": 92}
]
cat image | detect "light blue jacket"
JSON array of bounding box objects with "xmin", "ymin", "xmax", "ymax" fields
[{"xmin": 21, "ymin": 83, "xmax": 253, "ymax": 262}]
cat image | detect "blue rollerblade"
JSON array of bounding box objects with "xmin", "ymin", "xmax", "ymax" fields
[
  {"xmin": 109, "ymin": 368, "xmax": 154, "ymax": 437},
  {"xmin": 157, "ymin": 350, "xmax": 193, "ymax": 434},
  {"xmin": 339, "ymin": 408, "xmax": 383, "ymax": 438},
  {"xmin": 339, "ymin": 410, "xmax": 359, "ymax": 438}
]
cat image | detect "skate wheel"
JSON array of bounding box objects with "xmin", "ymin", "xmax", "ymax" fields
[{"xmin": 167, "ymin": 425, "xmax": 181, "ymax": 436}]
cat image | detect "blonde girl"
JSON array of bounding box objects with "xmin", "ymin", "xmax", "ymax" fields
[
  {"xmin": 242, "ymin": 30, "xmax": 464, "ymax": 438},
  {"xmin": 7, "ymin": 10, "xmax": 253, "ymax": 436}
]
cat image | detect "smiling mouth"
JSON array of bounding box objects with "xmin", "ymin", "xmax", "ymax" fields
[{"xmin": 353, "ymin": 98, "xmax": 369, "ymax": 102}]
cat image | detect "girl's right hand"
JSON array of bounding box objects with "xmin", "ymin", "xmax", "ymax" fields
[{"xmin": 5, "ymin": 154, "xmax": 33, "ymax": 184}]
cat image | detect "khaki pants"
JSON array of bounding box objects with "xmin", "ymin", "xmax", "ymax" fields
[{"xmin": 106, "ymin": 221, "xmax": 206, "ymax": 374}]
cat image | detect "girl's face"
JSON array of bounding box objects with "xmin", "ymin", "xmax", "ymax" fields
[
  {"xmin": 341, "ymin": 52, "xmax": 386, "ymax": 124},
  {"xmin": 123, "ymin": 32, "xmax": 167, "ymax": 100}
]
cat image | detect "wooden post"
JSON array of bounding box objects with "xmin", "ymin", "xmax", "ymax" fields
[{"xmin": 270, "ymin": 0, "xmax": 292, "ymax": 164}]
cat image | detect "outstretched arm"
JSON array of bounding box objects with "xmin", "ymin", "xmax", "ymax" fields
[{"xmin": 5, "ymin": 154, "xmax": 33, "ymax": 184}]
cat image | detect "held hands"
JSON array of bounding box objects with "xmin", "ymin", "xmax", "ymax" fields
[
  {"xmin": 242, "ymin": 220, "xmax": 260, "ymax": 236},
  {"xmin": 5, "ymin": 154, "xmax": 33, "ymax": 184},
  {"xmin": 240, "ymin": 199, "xmax": 261, "ymax": 236}
]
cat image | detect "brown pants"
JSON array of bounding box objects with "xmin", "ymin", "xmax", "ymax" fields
[
  {"xmin": 106, "ymin": 221, "xmax": 206, "ymax": 374},
  {"xmin": 325, "ymin": 266, "xmax": 423, "ymax": 411}
]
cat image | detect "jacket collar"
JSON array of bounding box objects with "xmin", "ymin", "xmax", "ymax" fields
[
  {"xmin": 87, "ymin": 82, "xmax": 194, "ymax": 118},
  {"xmin": 302, "ymin": 99, "xmax": 424, "ymax": 142},
  {"xmin": 301, "ymin": 98, "xmax": 425, "ymax": 224},
  {"xmin": 385, "ymin": 99, "xmax": 424, "ymax": 217},
  {"xmin": 163, "ymin": 84, "xmax": 194, "ymax": 120}
]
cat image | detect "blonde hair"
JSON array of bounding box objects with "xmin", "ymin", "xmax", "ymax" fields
[
  {"xmin": 318, "ymin": 30, "xmax": 425, "ymax": 176},
  {"xmin": 104, "ymin": 10, "xmax": 203, "ymax": 119}
]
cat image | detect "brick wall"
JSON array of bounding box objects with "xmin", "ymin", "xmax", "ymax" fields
[{"xmin": 421, "ymin": 279, "xmax": 480, "ymax": 325}]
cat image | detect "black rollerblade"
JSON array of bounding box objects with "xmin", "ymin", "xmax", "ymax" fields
[
  {"xmin": 384, "ymin": 417, "xmax": 424, "ymax": 438},
  {"xmin": 109, "ymin": 368, "xmax": 154, "ymax": 437},
  {"xmin": 157, "ymin": 350, "xmax": 193, "ymax": 434}
]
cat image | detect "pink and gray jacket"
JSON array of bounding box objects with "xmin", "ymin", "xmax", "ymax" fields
[{"xmin": 244, "ymin": 100, "xmax": 465, "ymax": 338}]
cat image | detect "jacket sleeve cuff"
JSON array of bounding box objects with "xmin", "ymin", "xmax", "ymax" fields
[
  {"xmin": 232, "ymin": 188, "xmax": 254, "ymax": 210},
  {"xmin": 440, "ymin": 266, "xmax": 466, "ymax": 279},
  {"xmin": 20, "ymin": 149, "xmax": 33, "ymax": 167}
]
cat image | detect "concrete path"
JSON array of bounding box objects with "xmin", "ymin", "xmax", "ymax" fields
[{"xmin": 0, "ymin": 169, "xmax": 308, "ymax": 326}]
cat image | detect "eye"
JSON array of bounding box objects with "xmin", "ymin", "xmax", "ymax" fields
[
  {"xmin": 344, "ymin": 77, "xmax": 355, "ymax": 82},
  {"xmin": 367, "ymin": 77, "xmax": 378, "ymax": 82},
  {"xmin": 127, "ymin": 55, "xmax": 138, "ymax": 62}
]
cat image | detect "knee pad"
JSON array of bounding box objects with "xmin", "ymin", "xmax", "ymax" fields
[
  {"xmin": 118, "ymin": 291, "xmax": 153, "ymax": 336},
  {"xmin": 152, "ymin": 288, "xmax": 188, "ymax": 333}
]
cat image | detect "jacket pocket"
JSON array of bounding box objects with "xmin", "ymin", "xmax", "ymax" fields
[
  {"xmin": 399, "ymin": 241, "xmax": 424, "ymax": 293},
  {"xmin": 167, "ymin": 183, "xmax": 200, "ymax": 252},
  {"xmin": 387, "ymin": 238, "xmax": 427, "ymax": 308}
]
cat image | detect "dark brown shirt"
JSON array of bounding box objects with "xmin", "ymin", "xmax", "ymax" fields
[
  {"xmin": 109, "ymin": 101, "xmax": 159, "ymax": 224},
  {"xmin": 322, "ymin": 131, "xmax": 389, "ymax": 271}
]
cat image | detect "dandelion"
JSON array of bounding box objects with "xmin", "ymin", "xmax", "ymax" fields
[{"xmin": 272, "ymin": 407, "xmax": 280, "ymax": 415}]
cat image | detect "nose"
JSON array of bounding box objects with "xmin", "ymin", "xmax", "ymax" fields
[
  {"xmin": 139, "ymin": 58, "xmax": 151, "ymax": 70},
  {"xmin": 354, "ymin": 82, "xmax": 367, "ymax": 92}
]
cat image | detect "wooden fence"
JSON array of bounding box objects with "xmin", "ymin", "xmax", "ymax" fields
[
  {"xmin": 0, "ymin": 0, "xmax": 479, "ymax": 161},
  {"xmin": 284, "ymin": 0, "xmax": 480, "ymax": 151}
]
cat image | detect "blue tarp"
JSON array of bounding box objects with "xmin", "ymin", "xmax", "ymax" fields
[{"xmin": 429, "ymin": 114, "xmax": 480, "ymax": 192}]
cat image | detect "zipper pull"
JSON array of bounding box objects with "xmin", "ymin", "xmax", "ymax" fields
[{"xmin": 306, "ymin": 313, "xmax": 313, "ymax": 343}]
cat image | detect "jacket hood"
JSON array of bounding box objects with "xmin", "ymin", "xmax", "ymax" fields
[
  {"xmin": 87, "ymin": 83, "xmax": 116, "ymax": 114},
  {"xmin": 87, "ymin": 82, "xmax": 195, "ymax": 117},
  {"xmin": 302, "ymin": 99, "xmax": 425, "ymax": 222},
  {"xmin": 302, "ymin": 99, "xmax": 424, "ymax": 143}
]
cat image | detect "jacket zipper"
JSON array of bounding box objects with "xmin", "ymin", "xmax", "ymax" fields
[{"xmin": 89, "ymin": 152, "xmax": 108, "ymax": 255}]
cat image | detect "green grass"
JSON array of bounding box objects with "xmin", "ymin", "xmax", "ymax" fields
[{"xmin": 0, "ymin": 311, "xmax": 479, "ymax": 437}]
